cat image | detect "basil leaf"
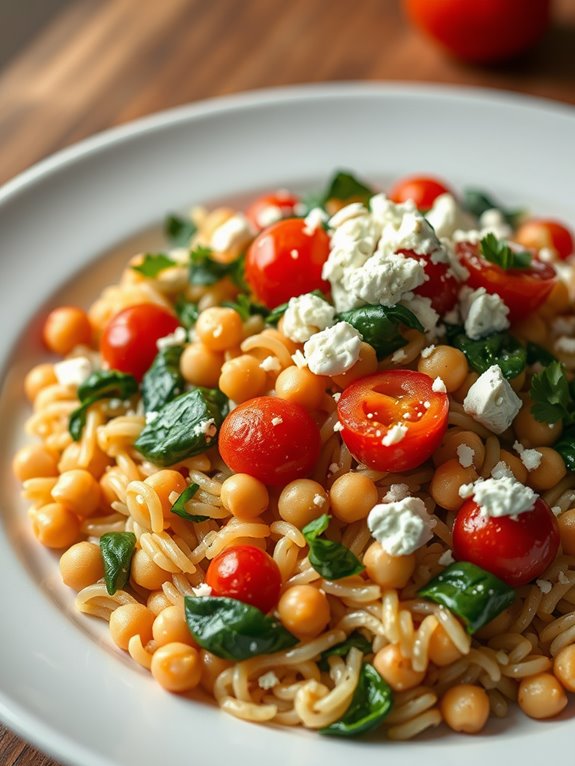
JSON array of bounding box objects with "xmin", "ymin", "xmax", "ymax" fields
[
  {"xmin": 302, "ymin": 514, "xmax": 364, "ymax": 580},
  {"xmin": 175, "ymin": 296, "xmax": 200, "ymax": 329},
  {"xmin": 446, "ymin": 325, "xmax": 526, "ymax": 380},
  {"xmin": 189, "ymin": 246, "xmax": 246, "ymax": 288},
  {"xmin": 100, "ymin": 532, "xmax": 136, "ymax": 595},
  {"xmin": 526, "ymin": 342, "xmax": 556, "ymax": 367},
  {"xmin": 462, "ymin": 188, "xmax": 523, "ymax": 228},
  {"xmin": 165, "ymin": 214, "xmax": 196, "ymax": 248},
  {"xmin": 221, "ymin": 294, "xmax": 269, "ymax": 322},
  {"xmin": 480, "ymin": 233, "xmax": 531, "ymax": 270},
  {"xmin": 418, "ymin": 561, "xmax": 515, "ymax": 634},
  {"xmin": 266, "ymin": 289, "xmax": 330, "ymax": 326},
  {"xmin": 339, "ymin": 304, "xmax": 424, "ymax": 360},
  {"xmin": 530, "ymin": 361, "xmax": 573, "ymax": 425},
  {"xmin": 135, "ymin": 387, "xmax": 228, "ymax": 466},
  {"xmin": 170, "ymin": 483, "xmax": 209, "ymax": 522},
  {"xmin": 318, "ymin": 632, "xmax": 373, "ymax": 671},
  {"xmin": 554, "ymin": 427, "xmax": 575, "ymax": 472},
  {"xmin": 321, "ymin": 663, "xmax": 393, "ymax": 738},
  {"xmin": 141, "ymin": 345, "xmax": 185, "ymax": 414},
  {"xmin": 184, "ymin": 596, "xmax": 298, "ymax": 660},
  {"xmin": 69, "ymin": 370, "xmax": 138, "ymax": 441},
  {"xmin": 323, "ymin": 170, "xmax": 374, "ymax": 205},
  {"xmin": 132, "ymin": 253, "xmax": 176, "ymax": 277}
]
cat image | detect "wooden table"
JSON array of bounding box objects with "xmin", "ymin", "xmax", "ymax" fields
[{"xmin": 1, "ymin": 0, "xmax": 574, "ymax": 762}]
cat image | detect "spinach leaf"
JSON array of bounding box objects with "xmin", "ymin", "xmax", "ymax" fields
[
  {"xmin": 131, "ymin": 253, "xmax": 177, "ymax": 277},
  {"xmin": 221, "ymin": 294, "xmax": 269, "ymax": 321},
  {"xmin": 530, "ymin": 361, "xmax": 573, "ymax": 425},
  {"xmin": 418, "ymin": 561, "xmax": 515, "ymax": 634},
  {"xmin": 175, "ymin": 296, "xmax": 200, "ymax": 328},
  {"xmin": 480, "ymin": 233, "xmax": 531, "ymax": 270},
  {"xmin": 323, "ymin": 170, "xmax": 374, "ymax": 205},
  {"xmin": 170, "ymin": 483, "xmax": 209, "ymax": 522},
  {"xmin": 339, "ymin": 304, "xmax": 424, "ymax": 360},
  {"xmin": 165, "ymin": 214, "xmax": 197, "ymax": 248},
  {"xmin": 184, "ymin": 596, "xmax": 298, "ymax": 660},
  {"xmin": 266, "ymin": 289, "xmax": 330, "ymax": 326},
  {"xmin": 462, "ymin": 188, "xmax": 524, "ymax": 228},
  {"xmin": 189, "ymin": 246, "xmax": 246, "ymax": 288},
  {"xmin": 100, "ymin": 532, "xmax": 136, "ymax": 595},
  {"xmin": 445, "ymin": 325, "xmax": 526, "ymax": 380},
  {"xmin": 554, "ymin": 427, "xmax": 575, "ymax": 472},
  {"xmin": 527, "ymin": 342, "xmax": 556, "ymax": 367},
  {"xmin": 69, "ymin": 370, "xmax": 139, "ymax": 441},
  {"xmin": 141, "ymin": 345, "xmax": 185, "ymax": 414},
  {"xmin": 302, "ymin": 515, "xmax": 364, "ymax": 580},
  {"xmin": 318, "ymin": 632, "xmax": 373, "ymax": 671},
  {"xmin": 135, "ymin": 387, "xmax": 228, "ymax": 466},
  {"xmin": 321, "ymin": 663, "xmax": 393, "ymax": 738}
]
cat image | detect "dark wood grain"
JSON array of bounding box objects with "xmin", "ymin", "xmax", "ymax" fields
[{"xmin": 1, "ymin": 0, "xmax": 575, "ymax": 763}]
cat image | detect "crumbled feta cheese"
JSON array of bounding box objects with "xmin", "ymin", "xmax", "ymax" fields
[
  {"xmin": 552, "ymin": 316, "xmax": 575, "ymax": 336},
  {"xmin": 558, "ymin": 571, "xmax": 570, "ymax": 585},
  {"xmin": 556, "ymin": 336, "xmax": 575, "ymax": 355},
  {"xmin": 271, "ymin": 416, "xmax": 283, "ymax": 426},
  {"xmin": 552, "ymin": 505, "xmax": 562, "ymax": 517},
  {"xmin": 432, "ymin": 377, "xmax": 447, "ymax": 393},
  {"xmin": 382, "ymin": 423, "xmax": 408, "ymax": 446},
  {"xmin": 191, "ymin": 418, "xmax": 217, "ymax": 440},
  {"xmin": 491, "ymin": 461, "xmax": 513, "ymax": 480},
  {"xmin": 479, "ymin": 208, "xmax": 513, "ymax": 239},
  {"xmin": 291, "ymin": 350, "xmax": 307, "ymax": 368},
  {"xmin": 333, "ymin": 421, "xmax": 344, "ymax": 432},
  {"xmin": 463, "ymin": 365, "xmax": 521, "ymax": 434},
  {"xmin": 210, "ymin": 213, "xmax": 254, "ymax": 252},
  {"xmin": 256, "ymin": 205, "xmax": 283, "ymax": 228},
  {"xmin": 260, "ymin": 355, "xmax": 281, "ymax": 372},
  {"xmin": 282, "ymin": 293, "xmax": 336, "ymax": 343},
  {"xmin": 328, "ymin": 462, "xmax": 340, "ymax": 475},
  {"xmin": 538, "ymin": 247, "xmax": 556, "ymax": 264},
  {"xmin": 258, "ymin": 671, "xmax": 280, "ymax": 690},
  {"xmin": 421, "ymin": 345, "xmax": 435, "ymax": 359},
  {"xmin": 400, "ymin": 294, "xmax": 440, "ymax": 337},
  {"xmin": 313, "ymin": 494, "xmax": 326, "ymax": 507},
  {"xmin": 145, "ymin": 410, "xmax": 159, "ymax": 425},
  {"xmin": 54, "ymin": 356, "xmax": 93, "ymax": 387},
  {"xmin": 513, "ymin": 441, "xmax": 543, "ymax": 471},
  {"xmin": 391, "ymin": 348, "xmax": 407, "ymax": 363},
  {"xmin": 329, "ymin": 202, "xmax": 368, "ymax": 228},
  {"xmin": 536, "ymin": 579, "xmax": 552, "ymax": 594},
  {"xmin": 157, "ymin": 326, "xmax": 188, "ymax": 350},
  {"xmin": 459, "ymin": 483, "xmax": 475, "ymax": 499},
  {"xmin": 332, "ymin": 392, "xmax": 341, "ymax": 402},
  {"xmin": 459, "ymin": 286, "xmax": 510, "ymax": 340},
  {"xmin": 303, "ymin": 207, "xmax": 328, "ymax": 235},
  {"xmin": 367, "ymin": 496, "xmax": 434, "ymax": 556},
  {"xmin": 383, "ymin": 484, "xmax": 411, "ymax": 502},
  {"xmin": 438, "ymin": 549, "xmax": 455, "ymax": 566},
  {"xmin": 303, "ymin": 321, "xmax": 362, "ymax": 376},
  {"xmin": 456, "ymin": 444, "xmax": 475, "ymax": 468},
  {"xmin": 191, "ymin": 583, "xmax": 213, "ymax": 597},
  {"xmin": 425, "ymin": 194, "xmax": 476, "ymax": 239},
  {"xmin": 343, "ymin": 251, "xmax": 426, "ymax": 308},
  {"xmin": 472, "ymin": 474, "xmax": 537, "ymax": 519}
]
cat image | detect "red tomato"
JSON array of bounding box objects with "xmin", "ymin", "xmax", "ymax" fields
[
  {"xmin": 337, "ymin": 371, "xmax": 448, "ymax": 472},
  {"xmin": 457, "ymin": 241, "xmax": 556, "ymax": 322},
  {"xmin": 402, "ymin": 249, "xmax": 459, "ymax": 315},
  {"xmin": 388, "ymin": 175, "xmax": 452, "ymax": 211},
  {"xmin": 452, "ymin": 497, "xmax": 560, "ymax": 587},
  {"xmin": 219, "ymin": 396, "xmax": 321, "ymax": 486},
  {"xmin": 515, "ymin": 219, "xmax": 574, "ymax": 262},
  {"xmin": 245, "ymin": 218, "xmax": 331, "ymax": 308},
  {"xmin": 100, "ymin": 304, "xmax": 180, "ymax": 380},
  {"xmin": 245, "ymin": 190, "xmax": 300, "ymax": 231},
  {"xmin": 206, "ymin": 545, "xmax": 282, "ymax": 613},
  {"xmin": 404, "ymin": 0, "xmax": 551, "ymax": 63}
]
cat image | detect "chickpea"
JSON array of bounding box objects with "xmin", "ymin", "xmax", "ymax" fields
[
  {"xmin": 514, "ymin": 399, "xmax": 562, "ymax": 447},
  {"xmin": 58, "ymin": 441, "xmax": 111, "ymax": 478},
  {"xmin": 329, "ymin": 473, "xmax": 378, "ymax": 523},
  {"xmin": 147, "ymin": 590, "xmax": 172, "ymax": 615},
  {"xmin": 275, "ymin": 366, "xmax": 326, "ymax": 410},
  {"xmin": 109, "ymin": 603, "xmax": 155, "ymax": 651},
  {"xmin": 363, "ymin": 541, "xmax": 415, "ymax": 589},
  {"xmin": 144, "ymin": 470, "xmax": 187, "ymax": 516},
  {"xmin": 433, "ymin": 431, "xmax": 485, "ymax": 470},
  {"xmin": 195, "ymin": 307, "xmax": 244, "ymax": 351},
  {"xmin": 498, "ymin": 450, "xmax": 528, "ymax": 484},
  {"xmin": 43, "ymin": 306, "xmax": 92, "ymax": 355},
  {"xmin": 511, "ymin": 313, "xmax": 548, "ymax": 346},
  {"xmin": 518, "ymin": 673, "xmax": 567, "ymax": 719},
  {"xmin": 527, "ymin": 447, "xmax": 566, "ymax": 491},
  {"xmin": 553, "ymin": 645, "xmax": 575, "ymax": 692},
  {"xmin": 418, "ymin": 346, "xmax": 468, "ymax": 392},
  {"xmin": 278, "ymin": 585, "xmax": 330, "ymax": 639},
  {"xmin": 180, "ymin": 343, "xmax": 224, "ymax": 388},
  {"xmin": 218, "ymin": 355, "xmax": 267, "ymax": 402},
  {"xmin": 200, "ymin": 650, "xmax": 232, "ymax": 694},
  {"xmin": 430, "ymin": 459, "xmax": 478, "ymax": 512},
  {"xmin": 452, "ymin": 371, "xmax": 479, "ymax": 404},
  {"xmin": 30, "ymin": 503, "xmax": 81, "ymax": 549},
  {"xmin": 13, "ymin": 444, "xmax": 58, "ymax": 482},
  {"xmin": 24, "ymin": 363, "xmax": 57, "ymax": 401},
  {"xmin": 220, "ymin": 473, "xmax": 269, "ymax": 520},
  {"xmin": 331, "ymin": 342, "xmax": 378, "ymax": 388},
  {"xmin": 557, "ymin": 508, "xmax": 575, "ymax": 556},
  {"xmin": 50, "ymin": 469, "xmax": 101, "ymax": 518},
  {"xmin": 153, "ymin": 605, "xmax": 196, "ymax": 647},
  {"xmin": 131, "ymin": 549, "xmax": 171, "ymax": 590},
  {"xmin": 428, "ymin": 624, "xmax": 463, "ymax": 666},
  {"xmin": 440, "ymin": 684, "xmax": 490, "ymax": 733},
  {"xmin": 59, "ymin": 541, "xmax": 104, "ymax": 590},
  {"xmin": 278, "ymin": 479, "xmax": 329, "ymax": 528},
  {"xmin": 373, "ymin": 644, "xmax": 425, "ymax": 692},
  {"xmin": 151, "ymin": 643, "xmax": 202, "ymax": 693}
]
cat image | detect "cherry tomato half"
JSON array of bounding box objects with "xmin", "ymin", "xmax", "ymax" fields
[
  {"xmin": 388, "ymin": 175, "xmax": 452, "ymax": 211},
  {"xmin": 452, "ymin": 497, "xmax": 560, "ymax": 587},
  {"xmin": 100, "ymin": 304, "xmax": 180, "ymax": 380},
  {"xmin": 245, "ymin": 218, "xmax": 331, "ymax": 308},
  {"xmin": 337, "ymin": 371, "xmax": 449, "ymax": 472},
  {"xmin": 457, "ymin": 241, "xmax": 556, "ymax": 323},
  {"xmin": 219, "ymin": 396, "xmax": 321, "ymax": 486},
  {"xmin": 402, "ymin": 249, "xmax": 459, "ymax": 315},
  {"xmin": 206, "ymin": 545, "xmax": 282, "ymax": 613},
  {"xmin": 245, "ymin": 190, "xmax": 300, "ymax": 231},
  {"xmin": 515, "ymin": 219, "xmax": 574, "ymax": 262}
]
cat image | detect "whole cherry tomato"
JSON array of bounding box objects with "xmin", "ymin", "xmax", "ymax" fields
[
  {"xmin": 452, "ymin": 497, "xmax": 560, "ymax": 587},
  {"xmin": 219, "ymin": 396, "xmax": 321, "ymax": 486},
  {"xmin": 100, "ymin": 304, "xmax": 180, "ymax": 380},
  {"xmin": 457, "ymin": 240, "xmax": 556, "ymax": 322},
  {"xmin": 245, "ymin": 190, "xmax": 301, "ymax": 231},
  {"xmin": 388, "ymin": 175, "xmax": 452, "ymax": 211},
  {"xmin": 337, "ymin": 371, "xmax": 449, "ymax": 472},
  {"xmin": 245, "ymin": 218, "xmax": 331, "ymax": 308},
  {"xmin": 404, "ymin": 0, "xmax": 551, "ymax": 63},
  {"xmin": 402, "ymin": 249, "xmax": 459, "ymax": 315},
  {"xmin": 515, "ymin": 219, "xmax": 574, "ymax": 262},
  {"xmin": 206, "ymin": 545, "xmax": 282, "ymax": 613}
]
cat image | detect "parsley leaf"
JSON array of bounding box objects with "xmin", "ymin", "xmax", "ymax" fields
[
  {"xmin": 132, "ymin": 253, "xmax": 177, "ymax": 277},
  {"xmin": 480, "ymin": 233, "xmax": 531, "ymax": 270},
  {"xmin": 462, "ymin": 188, "xmax": 524, "ymax": 228},
  {"xmin": 189, "ymin": 246, "xmax": 246, "ymax": 288},
  {"xmin": 221, "ymin": 294, "xmax": 269, "ymax": 321},
  {"xmin": 175, "ymin": 296, "xmax": 200, "ymax": 328},
  {"xmin": 301, "ymin": 170, "xmax": 374, "ymax": 214},
  {"xmin": 530, "ymin": 361, "xmax": 574, "ymax": 425},
  {"xmin": 165, "ymin": 214, "xmax": 197, "ymax": 248}
]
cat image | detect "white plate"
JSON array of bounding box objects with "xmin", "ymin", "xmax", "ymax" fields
[{"xmin": 1, "ymin": 83, "xmax": 574, "ymax": 766}]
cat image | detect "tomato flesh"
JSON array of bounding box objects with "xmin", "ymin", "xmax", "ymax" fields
[
  {"xmin": 206, "ymin": 545, "xmax": 282, "ymax": 613},
  {"xmin": 337, "ymin": 371, "xmax": 449, "ymax": 472},
  {"xmin": 245, "ymin": 191, "xmax": 300, "ymax": 231},
  {"xmin": 245, "ymin": 218, "xmax": 331, "ymax": 308},
  {"xmin": 100, "ymin": 303, "xmax": 180, "ymax": 380},
  {"xmin": 218, "ymin": 396, "xmax": 321, "ymax": 486},
  {"xmin": 402, "ymin": 249, "xmax": 459, "ymax": 315},
  {"xmin": 515, "ymin": 219, "xmax": 574, "ymax": 262},
  {"xmin": 452, "ymin": 497, "xmax": 560, "ymax": 587},
  {"xmin": 457, "ymin": 240, "xmax": 556, "ymax": 322},
  {"xmin": 388, "ymin": 175, "xmax": 451, "ymax": 211}
]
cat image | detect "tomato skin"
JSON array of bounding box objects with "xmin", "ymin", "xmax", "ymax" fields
[
  {"xmin": 245, "ymin": 191, "xmax": 300, "ymax": 231},
  {"xmin": 404, "ymin": 0, "xmax": 551, "ymax": 63},
  {"xmin": 515, "ymin": 219, "xmax": 574, "ymax": 262},
  {"xmin": 206, "ymin": 545, "xmax": 282, "ymax": 613},
  {"xmin": 388, "ymin": 176, "xmax": 451, "ymax": 211},
  {"xmin": 457, "ymin": 241, "xmax": 556, "ymax": 322},
  {"xmin": 452, "ymin": 498, "xmax": 560, "ymax": 587},
  {"xmin": 100, "ymin": 304, "xmax": 180, "ymax": 380},
  {"xmin": 337, "ymin": 371, "xmax": 449, "ymax": 472},
  {"xmin": 402, "ymin": 249, "xmax": 459, "ymax": 315},
  {"xmin": 218, "ymin": 396, "xmax": 321, "ymax": 486},
  {"xmin": 245, "ymin": 218, "xmax": 331, "ymax": 309}
]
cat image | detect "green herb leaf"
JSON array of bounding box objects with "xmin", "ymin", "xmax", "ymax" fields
[
  {"xmin": 554, "ymin": 427, "xmax": 575, "ymax": 472},
  {"xmin": 530, "ymin": 361, "xmax": 573, "ymax": 425},
  {"xmin": 445, "ymin": 325, "xmax": 526, "ymax": 380},
  {"xmin": 318, "ymin": 632, "xmax": 373, "ymax": 671},
  {"xmin": 184, "ymin": 596, "xmax": 298, "ymax": 661},
  {"xmin": 266, "ymin": 289, "xmax": 330, "ymax": 326},
  {"xmin": 189, "ymin": 246, "xmax": 246, "ymax": 288},
  {"xmin": 323, "ymin": 170, "xmax": 374, "ymax": 205},
  {"xmin": 132, "ymin": 253, "xmax": 177, "ymax": 277},
  {"xmin": 135, "ymin": 387, "xmax": 228, "ymax": 466},
  {"xmin": 165, "ymin": 214, "xmax": 197, "ymax": 248},
  {"xmin": 462, "ymin": 188, "xmax": 524, "ymax": 228},
  {"xmin": 170, "ymin": 483, "xmax": 209, "ymax": 522},
  {"xmin": 69, "ymin": 370, "xmax": 139, "ymax": 441},
  {"xmin": 418, "ymin": 561, "xmax": 516, "ymax": 634},
  {"xmin": 302, "ymin": 514, "xmax": 364, "ymax": 580},
  {"xmin": 100, "ymin": 532, "xmax": 136, "ymax": 595},
  {"xmin": 339, "ymin": 304, "xmax": 424, "ymax": 360},
  {"xmin": 141, "ymin": 345, "xmax": 185, "ymax": 414},
  {"xmin": 321, "ymin": 663, "xmax": 393, "ymax": 738},
  {"xmin": 480, "ymin": 233, "xmax": 532, "ymax": 270},
  {"xmin": 526, "ymin": 342, "xmax": 557, "ymax": 367},
  {"xmin": 221, "ymin": 294, "xmax": 269, "ymax": 321},
  {"xmin": 175, "ymin": 296, "xmax": 200, "ymax": 328}
]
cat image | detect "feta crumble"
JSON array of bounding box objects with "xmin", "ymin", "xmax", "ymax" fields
[
  {"xmin": 258, "ymin": 671, "xmax": 280, "ymax": 690},
  {"xmin": 291, "ymin": 350, "xmax": 308, "ymax": 368},
  {"xmin": 391, "ymin": 348, "xmax": 407, "ymax": 363},
  {"xmin": 255, "ymin": 204, "xmax": 283, "ymax": 228},
  {"xmin": 536, "ymin": 579, "xmax": 552, "ymax": 594},
  {"xmin": 425, "ymin": 194, "xmax": 476, "ymax": 239},
  {"xmin": 558, "ymin": 571, "xmax": 570, "ymax": 585},
  {"xmin": 459, "ymin": 286, "xmax": 510, "ymax": 340},
  {"xmin": 210, "ymin": 213, "xmax": 254, "ymax": 252},
  {"xmin": 383, "ymin": 483, "xmax": 410, "ymax": 502},
  {"xmin": 303, "ymin": 207, "xmax": 328, "ymax": 235},
  {"xmin": 400, "ymin": 294, "xmax": 440, "ymax": 337},
  {"xmin": 260, "ymin": 355, "xmax": 282, "ymax": 373},
  {"xmin": 513, "ymin": 441, "xmax": 543, "ymax": 471},
  {"xmin": 456, "ymin": 444, "xmax": 475, "ymax": 468},
  {"xmin": 556, "ymin": 336, "xmax": 575, "ymax": 355},
  {"xmin": 333, "ymin": 421, "xmax": 344, "ymax": 432},
  {"xmin": 438, "ymin": 549, "xmax": 455, "ymax": 566},
  {"xmin": 271, "ymin": 416, "xmax": 283, "ymax": 426},
  {"xmin": 191, "ymin": 583, "xmax": 213, "ymax": 597},
  {"xmin": 432, "ymin": 377, "xmax": 447, "ymax": 393},
  {"xmin": 471, "ymin": 474, "xmax": 537, "ymax": 519},
  {"xmin": 54, "ymin": 356, "xmax": 93, "ymax": 387},
  {"xmin": 382, "ymin": 423, "xmax": 408, "ymax": 446},
  {"xmin": 313, "ymin": 494, "xmax": 326, "ymax": 507},
  {"xmin": 157, "ymin": 326, "xmax": 188, "ymax": 350},
  {"xmin": 367, "ymin": 496, "xmax": 435, "ymax": 556},
  {"xmin": 463, "ymin": 365, "xmax": 521, "ymax": 434},
  {"xmin": 282, "ymin": 293, "xmax": 336, "ymax": 343},
  {"xmin": 421, "ymin": 345, "xmax": 435, "ymax": 359},
  {"xmin": 303, "ymin": 321, "xmax": 362, "ymax": 376}
]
